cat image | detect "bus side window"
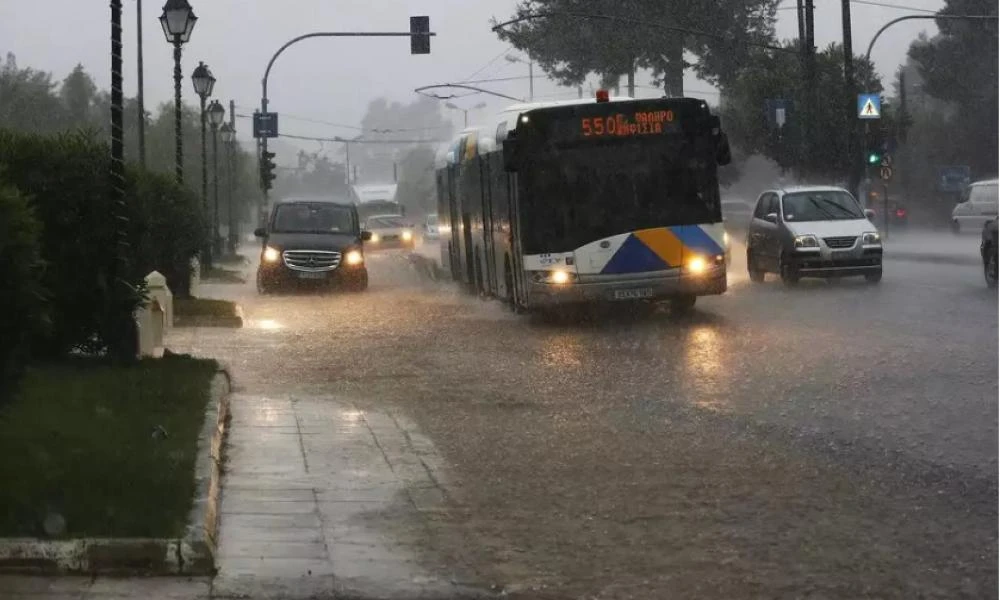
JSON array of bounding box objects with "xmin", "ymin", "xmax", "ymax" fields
[{"xmin": 495, "ymin": 121, "xmax": 508, "ymax": 144}]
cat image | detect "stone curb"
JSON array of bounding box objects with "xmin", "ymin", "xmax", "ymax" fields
[
  {"xmin": 0, "ymin": 369, "xmax": 232, "ymax": 575},
  {"xmin": 174, "ymin": 304, "xmax": 245, "ymax": 328}
]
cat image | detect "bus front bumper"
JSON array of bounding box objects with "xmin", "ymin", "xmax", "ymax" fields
[{"xmin": 526, "ymin": 270, "xmax": 726, "ymax": 307}]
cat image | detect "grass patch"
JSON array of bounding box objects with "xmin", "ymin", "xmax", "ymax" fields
[
  {"xmin": 0, "ymin": 356, "xmax": 219, "ymax": 538},
  {"xmin": 201, "ymin": 267, "xmax": 246, "ymax": 284},
  {"xmin": 174, "ymin": 297, "xmax": 238, "ymax": 318}
]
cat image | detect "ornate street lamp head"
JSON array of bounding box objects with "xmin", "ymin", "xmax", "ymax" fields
[
  {"xmin": 160, "ymin": 0, "xmax": 197, "ymax": 44},
  {"xmin": 207, "ymin": 100, "xmax": 226, "ymax": 128},
  {"xmin": 191, "ymin": 61, "xmax": 215, "ymax": 98},
  {"xmin": 219, "ymin": 122, "xmax": 235, "ymax": 144}
]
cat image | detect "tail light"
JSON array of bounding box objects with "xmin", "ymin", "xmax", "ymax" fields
[{"xmin": 896, "ymin": 209, "xmax": 906, "ymax": 217}]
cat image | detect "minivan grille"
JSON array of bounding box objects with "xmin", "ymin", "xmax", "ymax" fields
[
  {"xmin": 283, "ymin": 250, "xmax": 341, "ymax": 271},
  {"xmin": 823, "ymin": 236, "xmax": 857, "ymax": 249}
]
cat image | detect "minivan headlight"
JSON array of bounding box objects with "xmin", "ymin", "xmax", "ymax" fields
[
  {"xmin": 862, "ymin": 231, "xmax": 882, "ymax": 245},
  {"xmin": 263, "ymin": 246, "xmax": 281, "ymax": 262},
  {"xmin": 794, "ymin": 235, "xmax": 820, "ymax": 249},
  {"xmin": 345, "ymin": 250, "xmax": 363, "ymax": 265}
]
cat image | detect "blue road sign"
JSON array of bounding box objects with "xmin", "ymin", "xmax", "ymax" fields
[
  {"xmin": 253, "ymin": 112, "xmax": 279, "ymax": 139},
  {"xmin": 858, "ymin": 94, "xmax": 881, "ymax": 119},
  {"xmin": 765, "ymin": 99, "xmax": 792, "ymax": 129},
  {"xmin": 937, "ymin": 166, "xmax": 971, "ymax": 193}
]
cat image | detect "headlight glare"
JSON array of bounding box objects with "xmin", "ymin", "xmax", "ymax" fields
[
  {"xmin": 685, "ymin": 256, "xmax": 708, "ymax": 275},
  {"xmin": 370, "ymin": 233, "xmax": 380, "ymax": 243},
  {"xmin": 794, "ymin": 235, "xmax": 820, "ymax": 249},
  {"xmin": 263, "ymin": 246, "xmax": 281, "ymax": 263},
  {"xmin": 532, "ymin": 270, "xmax": 577, "ymax": 285},
  {"xmin": 862, "ymin": 231, "xmax": 882, "ymax": 245},
  {"xmin": 345, "ymin": 250, "xmax": 363, "ymax": 265},
  {"xmin": 402, "ymin": 230, "xmax": 413, "ymax": 241}
]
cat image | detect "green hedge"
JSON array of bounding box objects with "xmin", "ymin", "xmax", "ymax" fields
[
  {"xmin": 0, "ymin": 185, "xmax": 46, "ymax": 402},
  {"xmin": 0, "ymin": 129, "xmax": 203, "ymax": 359}
]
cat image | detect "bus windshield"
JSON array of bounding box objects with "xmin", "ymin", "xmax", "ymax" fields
[{"xmin": 520, "ymin": 139, "xmax": 720, "ymax": 253}]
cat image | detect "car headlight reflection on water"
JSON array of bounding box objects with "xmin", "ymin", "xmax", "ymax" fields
[
  {"xmin": 345, "ymin": 250, "xmax": 363, "ymax": 265},
  {"xmin": 263, "ymin": 246, "xmax": 281, "ymax": 263}
]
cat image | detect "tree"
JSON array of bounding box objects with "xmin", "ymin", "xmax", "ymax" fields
[
  {"xmin": 0, "ymin": 53, "xmax": 68, "ymax": 133},
  {"xmin": 720, "ymin": 42, "xmax": 890, "ymax": 181},
  {"xmin": 395, "ymin": 146, "xmax": 438, "ymax": 214},
  {"xmin": 907, "ymin": 0, "xmax": 998, "ymax": 178},
  {"xmin": 494, "ymin": 0, "xmax": 781, "ymax": 96},
  {"xmin": 353, "ymin": 96, "xmax": 452, "ymax": 184},
  {"xmin": 60, "ymin": 64, "xmax": 98, "ymax": 127}
]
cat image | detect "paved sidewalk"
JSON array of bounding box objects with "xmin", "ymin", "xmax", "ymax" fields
[{"xmin": 211, "ymin": 393, "xmax": 474, "ymax": 598}]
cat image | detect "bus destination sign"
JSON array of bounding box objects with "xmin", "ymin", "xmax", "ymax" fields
[{"xmin": 580, "ymin": 110, "xmax": 676, "ymax": 138}]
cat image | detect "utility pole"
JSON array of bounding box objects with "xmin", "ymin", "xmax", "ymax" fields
[
  {"xmin": 898, "ymin": 70, "xmax": 907, "ymax": 188},
  {"xmin": 797, "ymin": 0, "xmax": 805, "ymax": 46},
  {"xmin": 136, "ymin": 0, "xmax": 146, "ymax": 167},
  {"xmin": 627, "ymin": 57, "xmax": 635, "ymax": 98},
  {"xmin": 842, "ymin": 0, "xmax": 859, "ymax": 198},
  {"xmin": 804, "ymin": 0, "xmax": 816, "ymax": 170}
]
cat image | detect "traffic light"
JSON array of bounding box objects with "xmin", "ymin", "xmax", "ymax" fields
[
  {"xmin": 259, "ymin": 151, "xmax": 276, "ymax": 191},
  {"xmin": 410, "ymin": 16, "xmax": 430, "ymax": 54},
  {"xmin": 867, "ymin": 150, "xmax": 882, "ymax": 165}
]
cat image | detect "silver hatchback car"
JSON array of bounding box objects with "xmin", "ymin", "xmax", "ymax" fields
[{"xmin": 746, "ymin": 186, "xmax": 883, "ymax": 285}]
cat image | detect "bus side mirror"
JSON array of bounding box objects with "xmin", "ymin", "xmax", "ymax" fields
[
  {"xmin": 503, "ymin": 139, "xmax": 521, "ymax": 172},
  {"xmin": 716, "ymin": 131, "xmax": 732, "ymax": 166}
]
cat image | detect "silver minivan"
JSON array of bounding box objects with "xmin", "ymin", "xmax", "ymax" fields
[
  {"xmin": 746, "ymin": 186, "xmax": 884, "ymax": 285},
  {"xmin": 951, "ymin": 179, "xmax": 999, "ymax": 234}
]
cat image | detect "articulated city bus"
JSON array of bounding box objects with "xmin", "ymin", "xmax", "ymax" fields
[{"xmin": 435, "ymin": 93, "xmax": 732, "ymax": 312}]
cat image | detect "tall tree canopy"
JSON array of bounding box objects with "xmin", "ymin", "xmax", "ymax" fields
[
  {"xmin": 720, "ymin": 42, "xmax": 888, "ymax": 181},
  {"xmin": 353, "ymin": 96, "xmax": 451, "ymax": 185},
  {"xmin": 907, "ymin": 0, "xmax": 998, "ymax": 177},
  {"xmin": 494, "ymin": 0, "xmax": 781, "ymax": 96}
]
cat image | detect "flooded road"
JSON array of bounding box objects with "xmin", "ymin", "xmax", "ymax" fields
[{"xmin": 168, "ymin": 246, "xmax": 997, "ymax": 599}]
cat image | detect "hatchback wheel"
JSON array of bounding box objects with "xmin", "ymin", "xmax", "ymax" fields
[
  {"xmin": 779, "ymin": 252, "xmax": 799, "ymax": 286},
  {"xmin": 865, "ymin": 268, "xmax": 883, "ymax": 284},
  {"xmin": 747, "ymin": 250, "xmax": 765, "ymax": 283},
  {"xmin": 951, "ymin": 220, "xmax": 961, "ymax": 235},
  {"xmin": 985, "ymin": 251, "xmax": 998, "ymax": 289}
]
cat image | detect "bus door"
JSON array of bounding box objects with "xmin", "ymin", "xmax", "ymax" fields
[
  {"xmin": 447, "ymin": 164, "xmax": 462, "ymax": 281},
  {"xmin": 479, "ymin": 157, "xmax": 497, "ymax": 296},
  {"xmin": 508, "ymin": 172, "xmax": 528, "ymax": 307}
]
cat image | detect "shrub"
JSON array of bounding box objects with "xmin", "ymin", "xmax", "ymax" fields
[
  {"xmin": 126, "ymin": 168, "xmax": 203, "ymax": 298},
  {"xmin": 0, "ymin": 184, "xmax": 47, "ymax": 402},
  {"xmin": 0, "ymin": 128, "xmax": 203, "ymax": 358},
  {"xmin": 0, "ymin": 129, "xmax": 129, "ymax": 357}
]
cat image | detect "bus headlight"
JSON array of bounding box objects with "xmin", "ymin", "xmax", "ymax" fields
[
  {"xmin": 402, "ymin": 230, "xmax": 413, "ymax": 241},
  {"xmin": 345, "ymin": 250, "xmax": 363, "ymax": 266},
  {"xmin": 532, "ymin": 269, "xmax": 577, "ymax": 285},
  {"xmin": 263, "ymin": 246, "xmax": 281, "ymax": 263},
  {"xmin": 686, "ymin": 256, "xmax": 708, "ymax": 275}
]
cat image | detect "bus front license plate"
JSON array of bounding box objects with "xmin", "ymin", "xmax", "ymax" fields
[
  {"xmin": 613, "ymin": 288, "xmax": 654, "ymax": 301},
  {"xmin": 297, "ymin": 272, "xmax": 326, "ymax": 280}
]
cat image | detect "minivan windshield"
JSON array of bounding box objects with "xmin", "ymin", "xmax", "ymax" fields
[
  {"xmin": 272, "ymin": 203, "xmax": 356, "ymax": 234},
  {"xmin": 969, "ymin": 183, "xmax": 999, "ymax": 203},
  {"xmin": 781, "ymin": 191, "xmax": 864, "ymax": 222}
]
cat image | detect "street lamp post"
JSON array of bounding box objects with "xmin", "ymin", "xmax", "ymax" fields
[
  {"xmin": 506, "ymin": 54, "xmax": 534, "ymax": 101},
  {"xmin": 159, "ymin": 0, "xmax": 197, "ymax": 185},
  {"xmin": 219, "ymin": 122, "xmax": 237, "ymax": 255},
  {"xmin": 444, "ymin": 101, "xmax": 487, "ymax": 128},
  {"xmin": 207, "ymin": 100, "xmax": 226, "ymax": 260},
  {"xmin": 191, "ymin": 61, "xmax": 215, "ymax": 262}
]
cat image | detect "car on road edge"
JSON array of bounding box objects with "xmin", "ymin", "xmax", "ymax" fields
[{"xmin": 746, "ymin": 186, "xmax": 883, "ymax": 285}]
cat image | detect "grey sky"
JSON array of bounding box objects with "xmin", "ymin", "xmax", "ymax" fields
[{"xmin": 0, "ymin": 0, "xmax": 943, "ymax": 152}]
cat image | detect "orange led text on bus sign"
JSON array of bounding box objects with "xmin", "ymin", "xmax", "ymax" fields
[{"xmin": 580, "ymin": 110, "xmax": 675, "ymax": 137}]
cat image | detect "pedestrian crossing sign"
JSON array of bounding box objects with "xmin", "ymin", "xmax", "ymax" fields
[{"xmin": 858, "ymin": 94, "xmax": 881, "ymax": 119}]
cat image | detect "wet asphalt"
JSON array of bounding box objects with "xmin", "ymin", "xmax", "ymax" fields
[{"xmin": 191, "ymin": 243, "xmax": 997, "ymax": 599}]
